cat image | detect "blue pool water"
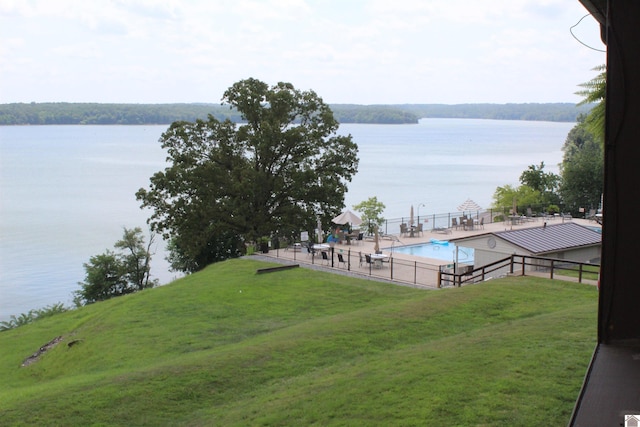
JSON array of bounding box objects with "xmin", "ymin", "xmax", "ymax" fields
[{"xmin": 390, "ymin": 241, "xmax": 474, "ymax": 263}]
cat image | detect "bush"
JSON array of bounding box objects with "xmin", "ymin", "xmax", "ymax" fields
[
  {"xmin": 74, "ymin": 228, "xmax": 158, "ymax": 306},
  {"xmin": 0, "ymin": 303, "xmax": 69, "ymax": 331}
]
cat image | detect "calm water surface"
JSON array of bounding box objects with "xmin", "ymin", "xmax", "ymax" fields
[
  {"xmin": 0, "ymin": 119, "xmax": 574, "ymax": 320},
  {"xmin": 390, "ymin": 241, "xmax": 474, "ymax": 263}
]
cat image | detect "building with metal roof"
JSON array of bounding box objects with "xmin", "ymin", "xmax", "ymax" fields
[{"xmin": 452, "ymin": 222, "xmax": 601, "ymax": 272}]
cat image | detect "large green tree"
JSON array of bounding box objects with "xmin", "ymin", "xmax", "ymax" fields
[
  {"xmin": 519, "ymin": 162, "xmax": 561, "ymax": 207},
  {"xmin": 492, "ymin": 162, "xmax": 560, "ymax": 214},
  {"xmin": 557, "ymin": 64, "xmax": 605, "ymax": 214},
  {"xmin": 137, "ymin": 79, "xmax": 359, "ymax": 272},
  {"xmin": 559, "ymin": 117, "xmax": 604, "ymax": 212}
]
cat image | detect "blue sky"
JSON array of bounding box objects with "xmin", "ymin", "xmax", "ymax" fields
[{"xmin": 0, "ymin": 0, "xmax": 605, "ymax": 104}]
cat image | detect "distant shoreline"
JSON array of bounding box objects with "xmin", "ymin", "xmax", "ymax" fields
[{"xmin": 0, "ymin": 102, "xmax": 592, "ymax": 126}]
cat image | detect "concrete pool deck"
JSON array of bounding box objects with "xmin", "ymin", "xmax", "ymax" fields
[{"xmin": 257, "ymin": 216, "xmax": 600, "ymax": 288}]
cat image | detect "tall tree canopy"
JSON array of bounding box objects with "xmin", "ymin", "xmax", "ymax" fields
[
  {"xmin": 137, "ymin": 79, "xmax": 358, "ymax": 272},
  {"xmin": 557, "ymin": 64, "xmax": 605, "ymax": 214},
  {"xmin": 559, "ymin": 116, "xmax": 603, "ymax": 212},
  {"xmin": 492, "ymin": 162, "xmax": 560, "ymax": 213}
]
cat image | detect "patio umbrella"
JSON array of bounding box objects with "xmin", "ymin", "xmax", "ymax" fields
[
  {"xmin": 332, "ymin": 209, "xmax": 362, "ymax": 226},
  {"xmin": 374, "ymin": 226, "xmax": 380, "ymax": 254},
  {"xmin": 410, "ymin": 205, "xmax": 414, "ymax": 226},
  {"xmin": 457, "ymin": 198, "xmax": 481, "ymax": 213}
]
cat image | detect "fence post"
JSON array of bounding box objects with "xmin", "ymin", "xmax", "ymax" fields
[
  {"xmin": 437, "ymin": 269, "xmax": 442, "ymax": 288},
  {"xmin": 331, "ymin": 246, "xmax": 335, "ymax": 268},
  {"xmin": 578, "ymin": 263, "xmax": 583, "ymax": 283},
  {"xmin": 521, "ymin": 256, "xmax": 526, "ymax": 276},
  {"xmin": 550, "ymin": 260, "xmax": 554, "ymax": 279},
  {"xmin": 414, "ymin": 261, "xmax": 417, "ymax": 284}
]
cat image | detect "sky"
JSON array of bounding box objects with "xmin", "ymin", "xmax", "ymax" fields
[{"xmin": 0, "ymin": 0, "xmax": 606, "ymax": 105}]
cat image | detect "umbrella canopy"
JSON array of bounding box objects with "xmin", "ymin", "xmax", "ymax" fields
[
  {"xmin": 410, "ymin": 205, "xmax": 414, "ymax": 226},
  {"xmin": 374, "ymin": 226, "xmax": 380, "ymax": 254},
  {"xmin": 332, "ymin": 210, "xmax": 362, "ymax": 226},
  {"xmin": 457, "ymin": 198, "xmax": 482, "ymax": 212}
]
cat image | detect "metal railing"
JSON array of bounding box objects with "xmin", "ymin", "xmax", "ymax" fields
[
  {"xmin": 269, "ymin": 245, "xmax": 442, "ymax": 288},
  {"xmin": 438, "ymin": 255, "xmax": 600, "ymax": 288},
  {"xmin": 267, "ymin": 248, "xmax": 599, "ymax": 289}
]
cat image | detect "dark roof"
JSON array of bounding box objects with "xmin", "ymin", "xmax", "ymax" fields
[{"xmin": 493, "ymin": 222, "xmax": 601, "ymax": 254}]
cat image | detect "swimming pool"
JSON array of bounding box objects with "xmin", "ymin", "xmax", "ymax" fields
[{"xmin": 389, "ymin": 240, "xmax": 474, "ymax": 263}]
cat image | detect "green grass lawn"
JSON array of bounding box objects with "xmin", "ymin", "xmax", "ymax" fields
[{"xmin": 0, "ymin": 258, "xmax": 597, "ymax": 426}]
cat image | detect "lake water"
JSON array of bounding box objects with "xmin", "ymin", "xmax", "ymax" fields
[{"xmin": 0, "ymin": 119, "xmax": 574, "ymax": 320}]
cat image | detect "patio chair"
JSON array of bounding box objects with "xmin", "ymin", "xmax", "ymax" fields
[
  {"xmin": 479, "ymin": 217, "xmax": 484, "ymax": 229},
  {"xmin": 306, "ymin": 245, "xmax": 315, "ymax": 257},
  {"xmin": 451, "ymin": 217, "xmax": 458, "ymax": 230},
  {"xmin": 416, "ymin": 223, "xmax": 423, "ymax": 236},
  {"xmin": 365, "ymin": 254, "xmax": 373, "ymax": 268},
  {"xmin": 337, "ymin": 253, "xmax": 347, "ymax": 268},
  {"xmin": 321, "ymin": 251, "xmax": 330, "ymax": 265},
  {"xmin": 355, "ymin": 232, "xmax": 364, "ymax": 245},
  {"xmin": 358, "ymin": 251, "xmax": 364, "ymax": 267},
  {"xmin": 400, "ymin": 223, "xmax": 408, "ymax": 237}
]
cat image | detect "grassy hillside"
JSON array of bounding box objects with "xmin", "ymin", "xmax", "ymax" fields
[{"xmin": 0, "ymin": 258, "xmax": 597, "ymax": 426}]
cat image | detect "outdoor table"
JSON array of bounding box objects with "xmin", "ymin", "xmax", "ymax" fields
[
  {"xmin": 313, "ymin": 244, "xmax": 330, "ymax": 251},
  {"xmin": 508, "ymin": 216, "xmax": 522, "ymax": 225},
  {"xmin": 369, "ymin": 253, "xmax": 388, "ymax": 268}
]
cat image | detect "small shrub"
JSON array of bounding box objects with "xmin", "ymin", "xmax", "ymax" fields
[{"xmin": 0, "ymin": 303, "xmax": 69, "ymax": 331}]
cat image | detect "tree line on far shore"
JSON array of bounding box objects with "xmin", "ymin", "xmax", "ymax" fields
[{"xmin": 0, "ymin": 101, "xmax": 593, "ymax": 126}]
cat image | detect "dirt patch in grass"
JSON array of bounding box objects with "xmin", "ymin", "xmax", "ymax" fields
[{"xmin": 21, "ymin": 336, "xmax": 63, "ymax": 367}]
